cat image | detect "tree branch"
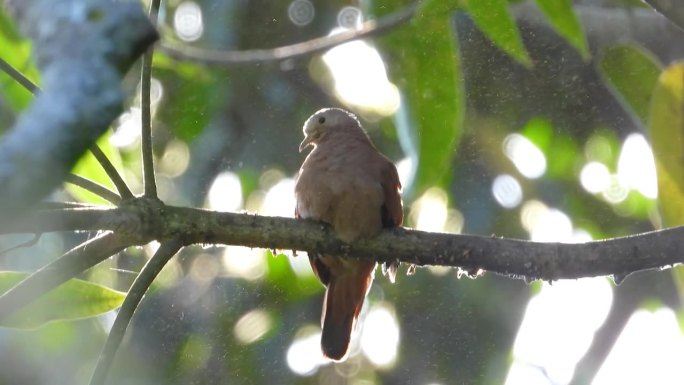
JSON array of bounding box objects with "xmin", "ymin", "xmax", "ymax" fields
[
  {"xmin": 0, "ymin": 200, "xmax": 681, "ymax": 281},
  {"xmin": 158, "ymin": 2, "xmax": 418, "ymax": 66},
  {"xmin": 90, "ymin": 238, "xmax": 183, "ymax": 385},
  {"xmin": 65, "ymin": 174, "xmax": 121, "ymax": 205},
  {"xmin": 0, "ymin": 0, "xmax": 157, "ymax": 218}
]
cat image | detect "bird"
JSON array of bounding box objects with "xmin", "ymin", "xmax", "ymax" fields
[{"xmin": 294, "ymin": 108, "xmax": 403, "ymax": 361}]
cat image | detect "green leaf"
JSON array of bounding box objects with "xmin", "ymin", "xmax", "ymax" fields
[
  {"xmin": 378, "ymin": 0, "xmax": 465, "ymax": 197},
  {"xmin": 68, "ymin": 131, "xmax": 124, "ymax": 205},
  {"xmin": 534, "ymin": 0, "xmax": 589, "ymax": 60},
  {"xmin": 599, "ymin": 44, "xmax": 662, "ymax": 125},
  {"xmin": 0, "ymin": 271, "xmax": 125, "ymax": 329},
  {"xmin": 648, "ymin": 63, "xmax": 684, "ymax": 227},
  {"xmin": 462, "ymin": 0, "xmax": 531, "ymax": 67}
]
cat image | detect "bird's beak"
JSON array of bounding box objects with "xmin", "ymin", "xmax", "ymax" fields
[{"xmin": 299, "ymin": 135, "xmax": 314, "ymax": 152}]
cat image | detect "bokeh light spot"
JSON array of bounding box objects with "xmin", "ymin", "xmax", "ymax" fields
[
  {"xmin": 580, "ymin": 161, "xmax": 610, "ymax": 194},
  {"xmin": 360, "ymin": 304, "xmax": 400, "ymax": 367},
  {"xmin": 159, "ymin": 139, "xmax": 190, "ymax": 178},
  {"xmin": 207, "ymin": 172, "xmax": 243, "ymax": 212},
  {"xmin": 111, "ymin": 108, "xmax": 141, "ymax": 148},
  {"xmin": 261, "ymin": 178, "xmax": 295, "ymax": 217},
  {"xmin": 410, "ymin": 187, "xmax": 448, "ymax": 232},
  {"xmin": 503, "ymin": 134, "xmax": 547, "ymax": 179},
  {"xmin": 287, "ymin": 329, "xmax": 326, "ymax": 376},
  {"xmin": 222, "ymin": 246, "xmax": 266, "ymax": 281},
  {"xmin": 234, "ymin": 309, "xmax": 273, "ymax": 345},
  {"xmin": 288, "ymin": 0, "xmax": 314, "ymax": 26},
  {"xmin": 594, "ymin": 309, "xmax": 684, "ymax": 385},
  {"xmin": 492, "ymin": 174, "xmax": 523, "ymax": 208},
  {"xmin": 322, "ymin": 39, "xmax": 400, "ymax": 115},
  {"xmin": 337, "ymin": 6, "xmax": 362, "ymax": 29},
  {"xmin": 174, "ymin": 1, "xmax": 204, "ymax": 42},
  {"xmin": 617, "ymin": 133, "xmax": 658, "ymax": 199},
  {"xmin": 506, "ymin": 278, "xmax": 613, "ymax": 385}
]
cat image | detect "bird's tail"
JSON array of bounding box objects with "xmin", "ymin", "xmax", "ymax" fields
[{"xmin": 320, "ymin": 270, "xmax": 373, "ymax": 361}]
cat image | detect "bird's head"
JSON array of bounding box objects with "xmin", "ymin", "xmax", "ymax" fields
[{"xmin": 299, "ymin": 108, "xmax": 364, "ymax": 152}]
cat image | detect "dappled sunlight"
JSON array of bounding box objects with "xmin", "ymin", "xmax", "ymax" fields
[
  {"xmin": 395, "ymin": 157, "xmax": 413, "ymax": 194},
  {"xmin": 207, "ymin": 171, "xmax": 243, "ymax": 212},
  {"xmin": 580, "ymin": 134, "xmax": 658, "ymax": 203},
  {"xmin": 287, "ymin": 0, "xmax": 315, "ymax": 26},
  {"xmin": 492, "ymin": 174, "xmax": 523, "ymax": 209},
  {"xmin": 322, "ymin": 37, "xmax": 400, "ymax": 115},
  {"xmin": 410, "ymin": 187, "xmax": 448, "ymax": 232},
  {"xmin": 520, "ymin": 201, "xmax": 577, "ymax": 242},
  {"xmin": 360, "ymin": 304, "xmax": 400, "ymax": 367},
  {"xmin": 261, "ymin": 177, "xmax": 296, "ymax": 217},
  {"xmin": 234, "ymin": 308, "xmax": 273, "ymax": 345},
  {"xmin": 111, "ymin": 108, "xmax": 142, "ymax": 148},
  {"xmin": 189, "ymin": 252, "xmax": 221, "ymax": 283},
  {"xmin": 287, "ymin": 327, "xmax": 327, "ymax": 376},
  {"xmin": 594, "ymin": 309, "xmax": 684, "ymax": 385},
  {"xmin": 503, "ymin": 134, "xmax": 547, "ymax": 179},
  {"xmin": 174, "ymin": 1, "xmax": 204, "ymax": 42},
  {"xmin": 580, "ymin": 161, "xmax": 611, "ymax": 194},
  {"xmin": 505, "ymin": 278, "xmax": 613, "ymax": 385},
  {"xmin": 158, "ymin": 139, "xmax": 190, "ymax": 178},
  {"xmin": 617, "ymin": 133, "xmax": 658, "ymax": 199},
  {"xmin": 602, "ymin": 174, "xmax": 630, "ymax": 204},
  {"xmin": 221, "ymin": 246, "xmax": 266, "ymax": 281}
]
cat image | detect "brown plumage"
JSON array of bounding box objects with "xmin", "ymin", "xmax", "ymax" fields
[{"xmin": 294, "ymin": 108, "xmax": 403, "ymax": 361}]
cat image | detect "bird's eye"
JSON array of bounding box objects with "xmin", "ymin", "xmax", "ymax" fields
[{"xmin": 318, "ymin": 116, "xmax": 326, "ymax": 124}]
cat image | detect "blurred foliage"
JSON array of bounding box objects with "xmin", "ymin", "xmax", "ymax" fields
[
  {"xmin": 534, "ymin": 0, "xmax": 589, "ymax": 60},
  {"xmin": 0, "ymin": 0, "xmax": 684, "ymax": 385},
  {"xmin": 0, "ymin": 272, "xmax": 125, "ymax": 329},
  {"xmin": 649, "ymin": 63, "xmax": 684, "ymax": 227},
  {"xmin": 376, "ymin": 0, "xmax": 464, "ymax": 198},
  {"xmin": 599, "ymin": 44, "xmax": 662, "ymax": 125},
  {"xmin": 463, "ymin": 0, "xmax": 532, "ymax": 67}
]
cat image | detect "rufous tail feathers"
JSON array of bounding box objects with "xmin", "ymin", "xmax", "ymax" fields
[{"xmin": 320, "ymin": 273, "xmax": 372, "ymax": 361}]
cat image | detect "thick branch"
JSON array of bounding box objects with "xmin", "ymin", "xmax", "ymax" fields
[
  {"xmin": 0, "ymin": 0, "xmax": 157, "ymax": 217},
  {"xmin": 1, "ymin": 201, "xmax": 682, "ymax": 281}
]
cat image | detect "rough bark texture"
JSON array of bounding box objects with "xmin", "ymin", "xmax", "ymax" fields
[{"xmin": 4, "ymin": 200, "xmax": 683, "ymax": 281}]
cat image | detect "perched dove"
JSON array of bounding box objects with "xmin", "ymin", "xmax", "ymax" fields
[{"xmin": 295, "ymin": 108, "xmax": 403, "ymax": 361}]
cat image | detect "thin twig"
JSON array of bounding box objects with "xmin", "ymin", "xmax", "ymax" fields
[
  {"xmin": 89, "ymin": 238, "xmax": 183, "ymax": 385},
  {"xmin": 90, "ymin": 145, "xmax": 134, "ymax": 200},
  {"xmin": 158, "ymin": 2, "xmax": 419, "ymax": 66},
  {"xmin": 0, "ymin": 234, "xmax": 42, "ymax": 257},
  {"xmin": 65, "ymin": 174, "xmax": 121, "ymax": 204},
  {"xmin": 140, "ymin": 0, "xmax": 162, "ymax": 198},
  {"xmin": 0, "ymin": 57, "xmax": 39, "ymax": 94}
]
